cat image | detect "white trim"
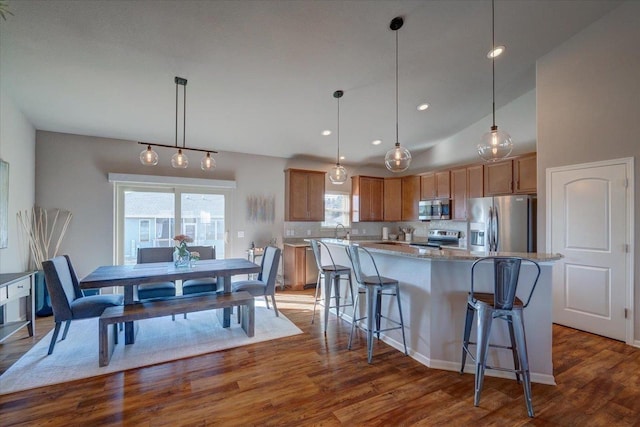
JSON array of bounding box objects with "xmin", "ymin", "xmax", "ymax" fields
[
  {"xmin": 546, "ymin": 156, "xmax": 634, "ymax": 346},
  {"xmin": 108, "ymin": 173, "xmax": 236, "ymax": 189}
]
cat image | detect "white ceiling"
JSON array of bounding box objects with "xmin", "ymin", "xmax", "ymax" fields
[{"xmin": 0, "ymin": 0, "xmax": 622, "ymax": 166}]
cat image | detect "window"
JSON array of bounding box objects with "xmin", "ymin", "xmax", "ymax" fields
[
  {"xmin": 322, "ymin": 192, "xmax": 350, "ymax": 228},
  {"xmin": 116, "ymin": 184, "xmax": 229, "ymax": 265}
]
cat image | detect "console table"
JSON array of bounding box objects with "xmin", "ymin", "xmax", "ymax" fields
[{"xmin": 0, "ymin": 271, "xmax": 35, "ymax": 343}]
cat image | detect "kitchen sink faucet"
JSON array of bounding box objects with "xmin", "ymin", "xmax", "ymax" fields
[{"xmin": 334, "ymin": 223, "xmax": 348, "ymax": 239}]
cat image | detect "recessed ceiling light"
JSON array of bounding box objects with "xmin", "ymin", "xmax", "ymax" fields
[
  {"xmin": 487, "ymin": 45, "xmax": 505, "ymax": 59},
  {"xmin": 417, "ymin": 103, "xmax": 430, "ymax": 111},
  {"xmin": 321, "ymin": 130, "xmax": 332, "ymax": 136},
  {"xmin": 372, "ymin": 139, "xmax": 382, "ymax": 146}
]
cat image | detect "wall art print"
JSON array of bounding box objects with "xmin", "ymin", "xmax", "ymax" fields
[
  {"xmin": 246, "ymin": 194, "xmax": 275, "ymax": 223},
  {"xmin": 0, "ymin": 159, "xmax": 8, "ymax": 248}
]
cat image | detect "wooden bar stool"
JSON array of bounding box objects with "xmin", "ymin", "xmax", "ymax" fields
[
  {"xmin": 309, "ymin": 239, "xmax": 354, "ymax": 334},
  {"xmin": 460, "ymin": 256, "xmax": 541, "ymax": 418}
]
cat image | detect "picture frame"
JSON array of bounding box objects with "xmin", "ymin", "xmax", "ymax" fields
[{"xmin": 0, "ymin": 158, "xmax": 8, "ymax": 248}]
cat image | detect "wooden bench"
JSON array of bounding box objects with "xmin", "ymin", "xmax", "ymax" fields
[{"xmin": 98, "ymin": 291, "xmax": 255, "ymax": 367}]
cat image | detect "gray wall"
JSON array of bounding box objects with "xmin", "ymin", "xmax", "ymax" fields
[
  {"xmin": 0, "ymin": 89, "xmax": 36, "ymax": 273},
  {"xmin": 536, "ymin": 1, "xmax": 639, "ymax": 339},
  {"xmin": 35, "ymin": 131, "xmax": 389, "ymax": 277}
]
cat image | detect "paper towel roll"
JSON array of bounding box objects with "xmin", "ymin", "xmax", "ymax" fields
[{"xmin": 382, "ymin": 227, "xmax": 389, "ymax": 240}]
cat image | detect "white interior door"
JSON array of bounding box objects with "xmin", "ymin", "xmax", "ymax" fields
[{"xmin": 548, "ymin": 159, "xmax": 632, "ymax": 341}]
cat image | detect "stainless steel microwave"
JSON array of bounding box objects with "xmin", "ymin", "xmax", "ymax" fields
[{"xmin": 418, "ymin": 199, "xmax": 451, "ymax": 221}]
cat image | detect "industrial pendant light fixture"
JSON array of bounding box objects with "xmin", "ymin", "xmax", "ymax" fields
[
  {"xmin": 139, "ymin": 77, "xmax": 217, "ymax": 171},
  {"xmin": 328, "ymin": 90, "xmax": 348, "ymax": 185},
  {"xmin": 385, "ymin": 16, "xmax": 411, "ymax": 173},
  {"xmin": 477, "ymin": 0, "xmax": 513, "ymax": 162}
]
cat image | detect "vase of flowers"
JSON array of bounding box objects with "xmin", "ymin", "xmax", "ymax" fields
[
  {"xmin": 189, "ymin": 251, "xmax": 200, "ymax": 267},
  {"xmin": 173, "ymin": 234, "xmax": 193, "ymax": 268}
]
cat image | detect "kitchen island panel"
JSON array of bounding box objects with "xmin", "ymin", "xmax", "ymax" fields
[{"xmin": 322, "ymin": 240, "xmax": 556, "ymax": 385}]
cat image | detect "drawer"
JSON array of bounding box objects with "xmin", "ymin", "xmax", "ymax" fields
[{"xmin": 7, "ymin": 280, "xmax": 31, "ymax": 300}]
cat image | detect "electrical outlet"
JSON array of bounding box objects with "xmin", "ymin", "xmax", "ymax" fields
[
  {"xmin": 362, "ymin": 229, "xmax": 367, "ymax": 235},
  {"xmin": 306, "ymin": 230, "xmax": 311, "ymax": 236}
]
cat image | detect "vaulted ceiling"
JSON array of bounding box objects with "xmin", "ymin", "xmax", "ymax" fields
[{"xmin": 0, "ymin": 0, "xmax": 622, "ymax": 165}]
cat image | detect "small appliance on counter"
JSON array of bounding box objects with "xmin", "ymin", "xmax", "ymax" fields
[{"xmin": 410, "ymin": 229, "xmax": 460, "ymax": 249}]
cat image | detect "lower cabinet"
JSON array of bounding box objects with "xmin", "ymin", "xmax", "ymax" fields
[{"xmin": 283, "ymin": 244, "xmax": 318, "ymax": 291}]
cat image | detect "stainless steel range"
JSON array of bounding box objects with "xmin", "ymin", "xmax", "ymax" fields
[{"xmin": 411, "ymin": 229, "xmax": 460, "ymax": 249}]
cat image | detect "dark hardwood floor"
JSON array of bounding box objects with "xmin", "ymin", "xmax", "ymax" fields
[{"xmin": 1, "ymin": 289, "xmax": 640, "ymax": 426}]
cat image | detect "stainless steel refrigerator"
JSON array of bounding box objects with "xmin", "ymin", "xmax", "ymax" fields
[{"xmin": 467, "ymin": 195, "xmax": 536, "ymax": 253}]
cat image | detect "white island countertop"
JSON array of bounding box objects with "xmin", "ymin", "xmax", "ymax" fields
[{"xmin": 318, "ymin": 238, "xmax": 562, "ymax": 262}]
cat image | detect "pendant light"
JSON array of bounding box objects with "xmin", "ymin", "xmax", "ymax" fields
[
  {"xmin": 328, "ymin": 90, "xmax": 348, "ymax": 185},
  {"xmin": 139, "ymin": 77, "xmax": 217, "ymax": 171},
  {"xmin": 478, "ymin": 0, "xmax": 513, "ymax": 162},
  {"xmin": 385, "ymin": 16, "xmax": 411, "ymax": 173}
]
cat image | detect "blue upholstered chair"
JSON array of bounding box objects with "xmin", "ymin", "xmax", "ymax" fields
[
  {"xmin": 232, "ymin": 245, "xmax": 281, "ymax": 317},
  {"xmin": 136, "ymin": 247, "xmax": 176, "ymax": 300},
  {"xmin": 42, "ymin": 255, "xmax": 123, "ymax": 355},
  {"xmin": 182, "ymin": 245, "xmax": 217, "ymax": 295}
]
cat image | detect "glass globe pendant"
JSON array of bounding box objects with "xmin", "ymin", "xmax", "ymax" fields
[
  {"xmin": 385, "ymin": 142, "xmax": 412, "ymax": 172},
  {"xmin": 385, "ymin": 17, "xmax": 411, "ymax": 173},
  {"xmin": 201, "ymin": 152, "xmax": 216, "ymax": 171},
  {"xmin": 328, "ymin": 90, "xmax": 348, "ymax": 184},
  {"xmin": 139, "ymin": 145, "xmax": 159, "ymax": 166},
  {"xmin": 478, "ymin": 125, "xmax": 513, "ymax": 162},
  {"xmin": 171, "ymin": 149, "xmax": 189, "ymax": 168},
  {"xmin": 478, "ymin": 0, "xmax": 513, "ymax": 162}
]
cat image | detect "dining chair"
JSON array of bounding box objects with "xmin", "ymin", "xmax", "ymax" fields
[
  {"xmin": 232, "ymin": 245, "xmax": 281, "ymax": 318},
  {"xmin": 182, "ymin": 245, "xmax": 217, "ymax": 295},
  {"xmin": 136, "ymin": 247, "xmax": 176, "ymax": 300},
  {"xmin": 460, "ymin": 256, "xmax": 541, "ymax": 418},
  {"xmin": 42, "ymin": 255, "xmax": 123, "ymax": 355}
]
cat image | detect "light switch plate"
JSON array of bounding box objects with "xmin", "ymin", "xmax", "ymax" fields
[{"xmin": 237, "ymin": 231, "xmax": 245, "ymax": 238}]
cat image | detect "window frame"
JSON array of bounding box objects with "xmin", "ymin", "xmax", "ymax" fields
[{"xmin": 321, "ymin": 191, "xmax": 351, "ymax": 228}]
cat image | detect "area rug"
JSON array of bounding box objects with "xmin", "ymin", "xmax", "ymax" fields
[{"xmin": 0, "ymin": 305, "xmax": 302, "ymax": 395}]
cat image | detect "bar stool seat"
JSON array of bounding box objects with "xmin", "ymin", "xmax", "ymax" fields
[
  {"xmin": 309, "ymin": 239, "xmax": 354, "ymax": 334},
  {"xmin": 460, "ymin": 256, "xmax": 541, "ymax": 418},
  {"xmin": 346, "ymin": 244, "xmax": 407, "ymax": 364}
]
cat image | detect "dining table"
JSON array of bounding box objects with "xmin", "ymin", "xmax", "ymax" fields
[{"xmin": 80, "ymin": 258, "xmax": 261, "ymax": 344}]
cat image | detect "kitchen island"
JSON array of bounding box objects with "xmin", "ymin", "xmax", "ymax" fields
[{"xmin": 318, "ymin": 238, "xmax": 562, "ymax": 385}]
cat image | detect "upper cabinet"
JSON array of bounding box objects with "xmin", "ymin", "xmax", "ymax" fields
[
  {"xmin": 514, "ymin": 153, "xmax": 537, "ymax": 194},
  {"xmin": 484, "ymin": 153, "xmax": 537, "ymax": 196},
  {"xmin": 420, "ymin": 171, "xmax": 450, "ymax": 200},
  {"xmin": 383, "ymin": 177, "xmax": 402, "ymax": 222},
  {"xmin": 401, "ymin": 175, "xmax": 420, "ymax": 220},
  {"xmin": 450, "ymin": 167, "xmax": 467, "ymax": 220},
  {"xmin": 467, "ymin": 164, "xmax": 484, "ymax": 199},
  {"xmin": 284, "ymin": 169, "xmax": 326, "ymax": 221},
  {"xmin": 352, "ymin": 176, "xmax": 383, "ymax": 222}
]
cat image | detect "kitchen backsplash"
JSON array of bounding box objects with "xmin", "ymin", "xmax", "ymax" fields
[{"xmin": 284, "ymin": 220, "xmax": 467, "ymax": 240}]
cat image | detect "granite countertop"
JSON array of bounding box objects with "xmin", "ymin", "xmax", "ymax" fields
[{"xmin": 319, "ymin": 238, "xmax": 563, "ymax": 262}]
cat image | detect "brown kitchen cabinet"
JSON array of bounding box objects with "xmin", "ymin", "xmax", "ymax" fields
[
  {"xmin": 402, "ymin": 175, "xmax": 420, "ymax": 220},
  {"xmin": 420, "ymin": 171, "xmax": 450, "ymax": 200},
  {"xmin": 284, "ymin": 169, "xmax": 326, "ymax": 221},
  {"xmin": 351, "ymin": 176, "xmax": 383, "ymax": 222},
  {"xmin": 514, "ymin": 154, "xmax": 537, "ymax": 194},
  {"xmin": 483, "ymin": 153, "xmax": 537, "ymax": 196},
  {"xmin": 450, "ymin": 167, "xmax": 467, "ymax": 220},
  {"xmin": 283, "ymin": 244, "xmax": 317, "ymax": 291},
  {"xmin": 383, "ymin": 177, "xmax": 402, "ymax": 221},
  {"xmin": 467, "ymin": 164, "xmax": 484, "ymax": 198}
]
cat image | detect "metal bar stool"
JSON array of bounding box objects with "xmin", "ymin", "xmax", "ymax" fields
[
  {"xmin": 346, "ymin": 244, "xmax": 407, "ymax": 364},
  {"xmin": 309, "ymin": 239, "xmax": 354, "ymax": 334},
  {"xmin": 460, "ymin": 256, "xmax": 541, "ymax": 418}
]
